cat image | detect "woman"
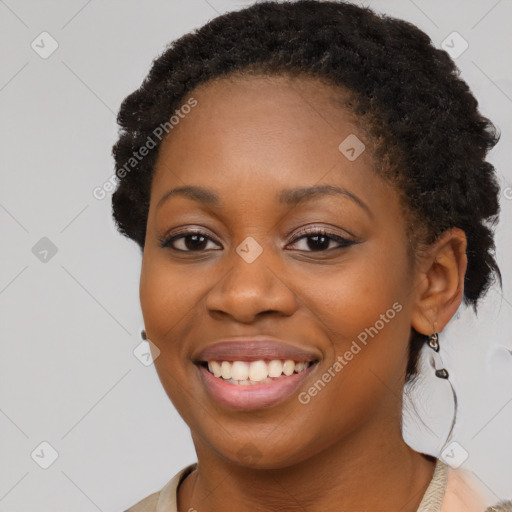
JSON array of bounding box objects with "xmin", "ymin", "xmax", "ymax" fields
[{"xmin": 111, "ymin": 1, "xmax": 510, "ymax": 510}]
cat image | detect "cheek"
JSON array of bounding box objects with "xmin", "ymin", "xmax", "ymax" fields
[
  {"xmin": 292, "ymin": 242, "xmax": 413, "ymax": 411},
  {"xmin": 284, "ymin": 277, "xmax": 411, "ymax": 454},
  {"xmin": 139, "ymin": 251, "xmax": 205, "ymax": 345},
  {"xmin": 139, "ymin": 253, "xmax": 206, "ymax": 418},
  {"xmin": 303, "ymin": 245, "xmax": 410, "ymax": 352}
]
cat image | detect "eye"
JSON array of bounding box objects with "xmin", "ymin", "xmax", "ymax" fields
[
  {"xmin": 158, "ymin": 229, "xmax": 221, "ymax": 252},
  {"xmin": 287, "ymin": 227, "xmax": 356, "ymax": 252},
  {"xmin": 158, "ymin": 226, "xmax": 357, "ymax": 253}
]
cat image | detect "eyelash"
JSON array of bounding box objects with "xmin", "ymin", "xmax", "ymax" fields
[{"xmin": 158, "ymin": 227, "xmax": 356, "ymax": 252}]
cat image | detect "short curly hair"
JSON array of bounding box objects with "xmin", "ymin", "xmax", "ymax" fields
[{"xmin": 111, "ymin": 0, "xmax": 501, "ymax": 383}]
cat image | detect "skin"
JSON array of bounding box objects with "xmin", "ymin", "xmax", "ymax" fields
[{"xmin": 139, "ymin": 74, "xmax": 467, "ymax": 512}]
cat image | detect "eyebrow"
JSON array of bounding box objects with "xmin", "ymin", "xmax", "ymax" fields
[{"xmin": 156, "ymin": 184, "xmax": 371, "ymax": 217}]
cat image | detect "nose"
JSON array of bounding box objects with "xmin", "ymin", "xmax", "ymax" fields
[{"xmin": 204, "ymin": 244, "xmax": 299, "ymax": 324}]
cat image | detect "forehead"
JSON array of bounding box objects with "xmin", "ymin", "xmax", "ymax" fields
[
  {"xmin": 169, "ymin": 72, "xmax": 358, "ymax": 143},
  {"xmin": 150, "ymin": 73, "xmax": 382, "ymax": 207}
]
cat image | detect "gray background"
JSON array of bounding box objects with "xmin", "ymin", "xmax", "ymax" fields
[{"xmin": 0, "ymin": 0, "xmax": 511, "ymax": 510}]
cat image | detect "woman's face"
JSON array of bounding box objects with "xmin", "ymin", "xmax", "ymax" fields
[{"xmin": 140, "ymin": 74, "xmax": 420, "ymax": 468}]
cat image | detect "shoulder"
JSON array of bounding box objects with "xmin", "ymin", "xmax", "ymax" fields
[
  {"xmin": 124, "ymin": 490, "xmax": 160, "ymax": 512},
  {"xmin": 123, "ymin": 463, "xmax": 198, "ymax": 512},
  {"xmin": 483, "ymin": 501, "xmax": 512, "ymax": 512},
  {"xmin": 442, "ymin": 463, "xmax": 512, "ymax": 512}
]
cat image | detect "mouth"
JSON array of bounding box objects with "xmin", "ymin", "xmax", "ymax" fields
[
  {"xmin": 198, "ymin": 358, "xmax": 318, "ymax": 385},
  {"xmin": 195, "ymin": 358, "xmax": 320, "ymax": 410}
]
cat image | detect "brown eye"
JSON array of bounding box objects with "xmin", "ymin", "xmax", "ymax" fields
[
  {"xmin": 288, "ymin": 228, "xmax": 356, "ymax": 252},
  {"xmin": 159, "ymin": 229, "xmax": 221, "ymax": 252}
]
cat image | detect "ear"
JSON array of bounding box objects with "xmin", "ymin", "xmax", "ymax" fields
[{"xmin": 410, "ymin": 227, "xmax": 468, "ymax": 336}]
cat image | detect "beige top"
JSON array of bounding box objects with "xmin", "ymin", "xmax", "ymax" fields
[{"xmin": 124, "ymin": 458, "xmax": 511, "ymax": 512}]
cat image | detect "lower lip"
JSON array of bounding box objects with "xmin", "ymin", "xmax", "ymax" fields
[{"xmin": 197, "ymin": 362, "xmax": 318, "ymax": 410}]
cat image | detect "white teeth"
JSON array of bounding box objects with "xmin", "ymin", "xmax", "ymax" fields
[
  {"xmin": 248, "ymin": 360, "xmax": 267, "ymax": 382},
  {"xmin": 282, "ymin": 360, "xmax": 295, "ymax": 376},
  {"xmin": 221, "ymin": 361, "xmax": 231, "ymax": 380},
  {"xmin": 231, "ymin": 361, "xmax": 249, "ymax": 380},
  {"xmin": 209, "ymin": 360, "xmax": 222, "ymax": 378},
  {"xmin": 205, "ymin": 359, "xmax": 312, "ymax": 382},
  {"xmin": 295, "ymin": 361, "xmax": 307, "ymax": 372},
  {"xmin": 268, "ymin": 360, "xmax": 283, "ymax": 377}
]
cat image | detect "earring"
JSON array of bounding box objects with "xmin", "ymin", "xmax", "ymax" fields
[
  {"xmin": 426, "ymin": 333, "xmax": 449, "ymax": 379},
  {"xmin": 426, "ymin": 332, "xmax": 458, "ymax": 448},
  {"xmin": 141, "ymin": 329, "xmax": 147, "ymax": 340}
]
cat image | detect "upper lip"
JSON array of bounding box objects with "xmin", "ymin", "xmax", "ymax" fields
[{"xmin": 193, "ymin": 337, "xmax": 321, "ymax": 363}]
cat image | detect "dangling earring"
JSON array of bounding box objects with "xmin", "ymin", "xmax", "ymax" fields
[
  {"xmin": 426, "ymin": 332, "xmax": 458, "ymax": 447},
  {"xmin": 141, "ymin": 329, "xmax": 147, "ymax": 340},
  {"xmin": 426, "ymin": 333, "xmax": 449, "ymax": 379}
]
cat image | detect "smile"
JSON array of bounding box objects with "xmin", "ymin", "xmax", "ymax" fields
[
  {"xmin": 197, "ymin": 359, "xmax": 319, "ymax": 410},
  {"xmin": 203, "ymin": 359, "xmax": 314, "ymax": 384}
]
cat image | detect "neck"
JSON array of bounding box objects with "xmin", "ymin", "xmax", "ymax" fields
[{"xmin": 178, "ymin": 419, "xmax": 436, "ymax": 512}]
